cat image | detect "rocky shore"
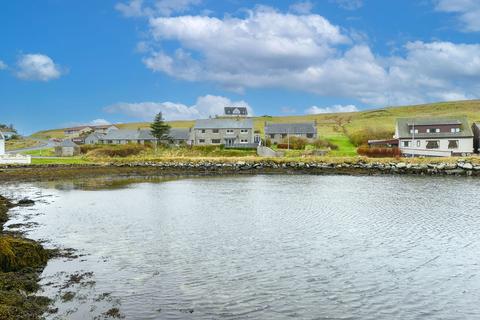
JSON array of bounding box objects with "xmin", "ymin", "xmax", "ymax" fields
[
  {"xmin": 0, "ymin": 195, "xmax": 51, "ymax": 319},
  {"xmin": 1, "ymin": 158, "xmax": 480, "ymax": 181}
]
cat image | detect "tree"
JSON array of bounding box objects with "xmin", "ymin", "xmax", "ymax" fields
[{"xmin": 150, "ymin": 112, "xmax": 170, "ymax": 144}]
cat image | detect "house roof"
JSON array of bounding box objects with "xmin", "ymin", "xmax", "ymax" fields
[
  {"xmin": 265, "ymin": 122, "xmax": 316, "ymax": 134},
  {"xmin": 194, "ymin": 118, "xmax": 253, "ymax": 129},
  {"xmin": 167, "ymin": 128, "xmax": 190, "ymax": 140},
  {"xmin": 100, "ymin": 129, "xmax": 156, "ymax": 141},
  {"xmin": 64, "ymin": 125, "xmax": 117, "ymax": 132},
  {"xmin": 396, "ymin": 117, "xmax": 473, "ymax": 139},
  {"xmin": 225, "ymin": 106, "xmax": 248, "ymax": 115},
  {"xmin": 59, "ymin": 140, "xmax": 79, "ymax": 147}
]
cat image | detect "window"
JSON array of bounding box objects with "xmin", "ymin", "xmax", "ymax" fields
[
  {"xmin": 448, "ymin": 140, "xmax": 459, "ymax": 149},
  {"xmin": 282, "ymin": 134, "xmax": 287, "ymax": 138},
  {"xmin": 416, "ymin": 140, "xmax": 421, "ymax": 147},
  {"xmin": 211, "ymin": 139, "xmax": 221, "ymax": 144},
  {"xmin": 201, "ymin": 129, "xmax": 206, "ymax": 134},
  {"xmin": 307, "ymin": 133, "xmax": 314, "ymax": 138},
  {"xmin": 199, "ymin": 139, "xmax": 205, "ymax": 143},
  {"xmin": 240, "ymin": 129, "xmax": 248, "ymax": 134},
  {"xmin": 226, "ymin": 129, "xmax": 234, "ymax": 134},
  {"xmin": 426, "ymin": 140, "xmax": 439, "ymax": 149},
  {"xmin": 270, "ymin": 134, "xmax": 275, "ymax": 139},
  {"xmin": 409, "ymin": 129, "xmax": 418, "ymax": 134},
  {"xmin": 427, "ymin": 128, "xmax": 440, "ymax": 133},
  {"xmin": 402, "ymin": 141, "xmax": 411, "ymax": 147},
  {"xmin": 451, "ymin": 127, "xmax": 461, "ymax": 133},
  {"xmin": 212, "ymin": 129, "xmax": 219, "ymax": 133},
  {"xmin": 240, "ymin": 139, "xmax": 248, "ymax": 143}
]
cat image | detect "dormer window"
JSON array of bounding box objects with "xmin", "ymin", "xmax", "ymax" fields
[
  {"xmin": 409, "ymin": 129, "xmax": 418, "ymax": 134},
  {"xmin": 427, "ymin": 128, "xmax": 440, "ymax": 133},
  {"xmin": 450, "ymin": 127, "xmax": 460, "ymax": 133}
]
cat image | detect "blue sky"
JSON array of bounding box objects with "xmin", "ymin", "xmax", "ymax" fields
[{"xmin": 1, "ymin": 0, "xmax": 480, "ymax": 134}]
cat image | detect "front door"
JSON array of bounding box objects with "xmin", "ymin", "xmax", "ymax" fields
[{"xmin": 225, "ymin": 138, "xmax": 235, "ymax": 146}]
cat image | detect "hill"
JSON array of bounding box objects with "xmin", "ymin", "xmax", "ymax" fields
[{"xmin": 31, "ymin": 100, "xmax": 480, "ymax": 156}]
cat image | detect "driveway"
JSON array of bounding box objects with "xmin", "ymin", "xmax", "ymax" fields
[{"xmin": 6, "ymin": 139, "xmax": 57, "ymax": 154}]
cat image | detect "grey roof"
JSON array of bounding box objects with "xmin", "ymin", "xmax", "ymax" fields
[
  {"xmin": 167, "ymin": 128, "xmax": 190, "ymax": 140},
  {"xmin": 265, "ymin": 122, "xmax": 316, "ymax": 134},
  {"xmin": 194, "ymin": 119, "xmax": 253, "ymax": 129},
  {"xmin": 59, "ymin": 140, "xmax": 79, "ymax": 147},
  {"xmin": 396, "ymin": 117, "xmax": 473, "ymax": 139},
  {"xmin": 225, "ymin": 107, "xmax": 248, "ymax": 115},
  {"xmin": 101, "ymin": 129, "xmax": 156, "ymax": 141}
]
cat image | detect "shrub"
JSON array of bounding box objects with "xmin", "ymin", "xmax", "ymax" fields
[
  {"xmin": 312, "ymin": 139, "xmax": 338, "ymax": 150},
  {"xmin": 86, "ymin": 144, "xmax": 148, "ymax": 158},
  {"xmin": 357, "ymin": 145, "xmax": 401, "ymax": 158},
  {"xmin": 347, "ymin": 128, "xmax": 394, "ymax": 147},
  {"xmin": 279, "ymin": 136, "xmax": 307, "ymax": 150}
]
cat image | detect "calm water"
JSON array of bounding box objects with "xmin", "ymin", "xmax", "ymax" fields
[{"xmin": 3, "ymin": 175, "xmax": 480, "ymax": 319}]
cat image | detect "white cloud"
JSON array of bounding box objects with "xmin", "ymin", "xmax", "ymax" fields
[
  {"xmin": 104, "ymin": 95, "xmax": 253, "ymax": 121},
  {"xmin": 15, "ymin": 54, "xmax": 63, "ymax": 81},
  {"xmin": 89, "ymin": 119, "xmax": 112, "ymax": 126},
  {"xmin": 331, "ymin": 0, "xmax": 363, "ymax": 10},
  {"xmin": 131, "ymin": 6, "xmax": 480, "ymax": 106},
  {"xmin": 289, "ymin": 1, "xmax": 314, "ymax": 14},
  {"xmin": 115, "ymin": 0, "xmax": 201, "ymax": 17},
  {"xmin": 435, "ymin": 0, "xmax": 480, "ymax": 32},
  {"xmin": 0, "ymin": 60, "xmax": 7, "ymax": 70},
  {"xmin": 306, "ymin": 104, "xmax": 358, "ymax": 114}
]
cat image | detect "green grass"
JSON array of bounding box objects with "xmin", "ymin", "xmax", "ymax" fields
[
  {"xmin": 31, "ymin": 157, "xmax": 91, "ymax": 165},
  {"xmin": 325, "ymin": 135, "xmax": 357, "ymax": 157},
  {"xmin": 5, "ymin": 138, "xmax": 42, "ymax": 151},
  {"xmin": 21, "ymin": 148, "xmax": 55, "ymax": 157}
]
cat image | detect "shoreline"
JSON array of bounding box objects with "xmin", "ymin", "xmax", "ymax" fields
[
  {"xmin": 0, "ymin": 195, "xmax": 52, "ymax": 319},
  {"xmin": 1, "ymin": 158, "xmax": 480, "ymax": 182}
]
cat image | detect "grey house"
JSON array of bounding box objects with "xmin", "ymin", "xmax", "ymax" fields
[
  {"xmin": 224, "ymin": 106, "xmax": 248, "ymax": 117},
  {"xmin": 193, "ymin": 119, "xmax": 255, "ymax": 147},
  {"xmin": 473, "ymin": 123, "xmax": 480, "ymax": 153},
  {"xmin": 164, "ymin": 128, "xmax": 191, "ymax": 145},
  {"xmin": 55, "ymin": 140, "xmax": 80, "ymax": 157},
  {"xmin": 84, "ymin": 132, "xmax": 105, "ymax": 145},
  {"xmin": 265, "ymin": 122, "xmax": 317, "ymax": 144},
  {"xmin": 96, "ymin": 129, "xmax": 157, "ymax": 145}
]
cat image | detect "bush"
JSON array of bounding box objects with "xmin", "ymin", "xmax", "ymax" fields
[
  {"xmin": 86, "ymin": 144, "xmax": 148, "ymax": 158},
  {"xmin": 347, "ymin": 128, "xmax": 394, "ymax": 147},
  {"xmin": 312, "ymin": 139, "xmax": 338, "ymax": 150},
  {"xmin": 278, "ymin": 136, "xmax": 307, "ymax": 150},
  {"xmin": 357, "ymin": 145, "xmax": 401, "ymax": 158}
]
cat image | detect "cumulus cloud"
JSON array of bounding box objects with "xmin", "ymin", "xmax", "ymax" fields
[
  {"xmin": 331, "ymin": 0, "xmax": 363, "ymax": 10},
  {"xmin": 306, "ymin": 104, "xmax": 358, "ymax": 114},
  {"xmin": 15, "ymin": 54, "xmax": 63, "ymax": 81},
  {"xmin": 129, "ymin": 6, "xmax": 480, "ymax": 106},
  {"xmin": 115, "ymin": 0, "xmax": 201, "ymax": 17},
  {"xmin": 435, "ymin": 0, "xmax": 480, "ymax": 32},
  {"xmin": 0, "ymin": 60, "xmax": 7, "ymax": 70},
  {"xmin": 105, "ymin": 95, "xmax": 253, "ymax": 121}
]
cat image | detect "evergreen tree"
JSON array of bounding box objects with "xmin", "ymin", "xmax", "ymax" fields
[{"xmin": 150, "ymin": 112, "xmax": 170, "ymax": 144}]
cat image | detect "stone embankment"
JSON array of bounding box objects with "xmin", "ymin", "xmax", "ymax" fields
[{"xmin": 2, "ymin": 158, "xmax": 480, "ymax": 181}]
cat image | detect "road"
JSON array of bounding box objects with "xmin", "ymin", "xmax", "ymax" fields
[{"xmin": 6, "ymin": 139, "xmax": 57, "ymax": 154}]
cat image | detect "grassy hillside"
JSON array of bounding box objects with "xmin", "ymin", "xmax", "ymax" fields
[{"xmin": 31, "ymin": 100, "xmax": 480, "ymax": 156}]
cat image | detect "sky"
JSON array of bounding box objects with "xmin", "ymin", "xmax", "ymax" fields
[{"xmin": 1, "ymin": 0, "xmax": 480, "ymax": 134}]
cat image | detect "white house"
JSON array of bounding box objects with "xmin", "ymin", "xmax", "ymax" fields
[
  {"xmin": 394, "ymin": 117, "xmax": 474, "ymax": 157},
  {"xmin": 0, "ymin": 131, "xmax": 5, "ymax": 155}
]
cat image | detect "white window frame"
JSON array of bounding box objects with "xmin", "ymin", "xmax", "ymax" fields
[
  {"xmin": 416, "ymin": 140, "xmax": 421, "ymax": 147},
  {"xmin": 240, "ymin": 139, "xmax": 248, "ymax": 144},
  {"xmin": 409, "ymin": 129, "xmax": 419, "ymax": 134},
  {"xmin": 240, "ymin": 129, "xmax": 248, "ymax": 134},
  {"xmin": 402, "ymin": 141, "xmax": 411, "ymax": 147},
  {"xmin": 450, "ymin": 128, "xmax": 461, "ymax": 133},
  {"xmin": 226, "ymin": 129, "xmax": 234, "ymax": 134}
]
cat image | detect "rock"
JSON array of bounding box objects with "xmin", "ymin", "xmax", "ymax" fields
[
  {"xmin": 396, "ymin": 162, "xmax": 407, "ymax": 169},
  {"xmin": 17, "ymin": 198, "xmax": 35, "ymax": 206},
  {"xmin": 461, "ymin": 163, "xmax": 473, "ymax": 170}
]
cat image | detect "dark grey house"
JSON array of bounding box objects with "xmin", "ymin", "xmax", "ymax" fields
[
  {"xmin": 473, "ymin": 123, "xmax": 480, "ymax": 153},
  {"xmin": 193, "ymin": 118, "xmax": 255, "ymax": 147},
  {"xmin": 164, "ymin": 128, "xmax": 192, "ymax": 145},
  {"xmin": 224, "ymin": 106, "xmax": 248, "ymax": 117},
  {"xmin": 85, "ymin": 128, "xmax": 191, "ymax": 145},
  {"xmin": 265, "ymin": 122, "xmax": 317, "ymax": 144}
]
